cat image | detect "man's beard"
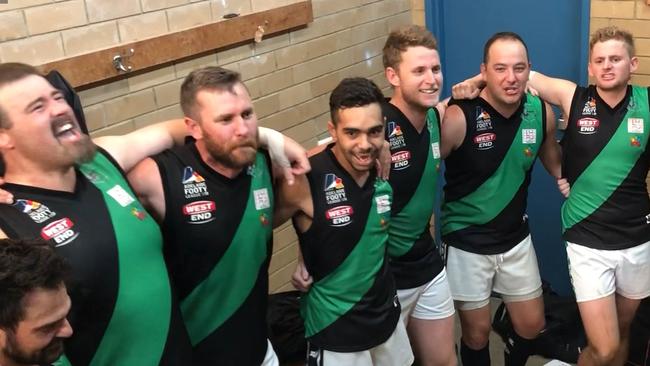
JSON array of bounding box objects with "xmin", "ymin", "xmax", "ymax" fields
[
  {"xmin": 204, "ymin": 137, "xmax": 258, "ymax": 170},
  {"xmin": 3, "ymin": 331, "xmax": 65, "ymax": 365},
  {"xmin": 67, "ymin": 134, "xmax": 96, "ymax": 165}
]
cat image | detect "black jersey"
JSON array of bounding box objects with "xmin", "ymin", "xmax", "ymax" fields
[
  {"xmin": 442, "ymin": 95, "xmax": 546, "ymax": 254},
  {"xmin": 298, "ymin": 145, "xmax": 399, "ymax": 352},
  {"xmin": 152, "ymin": 143, "xmax": 274, "ymax": 365},
  {"xmin": 562, "ymin": 85, "xmax": 650, "ymax": 249},
  {"xmin": 383, "ymin": 101, "xmax": 444, "ymax": 289},
  {"xmin": 0, "ymin": 149, "xmax": 190, "ymax": 366}
]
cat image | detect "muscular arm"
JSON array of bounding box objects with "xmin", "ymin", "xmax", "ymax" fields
[
  {"xmin": 538, "ymin": 102, "xmax": 562, "ymax": 178},
  {"xmin": 440, "ymin": 104, "xmax": 467, "ymax": 159},
  {"xmin": 126, "ymin": 158, "xmax": 166, "ymax": 222},
  {"xmin": 273, "ymin": 173, "xmax": 312, "ymax": 229},
  {"xmin": 94, "ymin": 119, "xmax": 188, "ymax": 172}
]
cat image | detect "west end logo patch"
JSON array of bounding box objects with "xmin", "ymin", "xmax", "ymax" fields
[
  {"xmin": 326, "ymin": 205, "xmax": 353, "ymax": 227},
  {"xmin": 183, "ymin": 200, "xmax": 216, "ymax": 224},
  {"xmin": 41, "ymin": 218, "xmax": 79, "ymax": 247},
  {"xmin": 577, "ymin": 118, "xmax": 599, "ymax": 135},
  {"xmin": 474, "ymin": 133, "xmax": 496, "ymax": 150},
  {"xmin": 391, "ymin": 150, "xmax": 411, "ymax": 170}
]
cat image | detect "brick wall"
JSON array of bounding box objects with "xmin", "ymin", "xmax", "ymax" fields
[
  {"xmin": 0, "ymin": 0, "xmax": 413, "ymax": 293},
  {"xmin": 590, "ymin": 0, "xmax": 650, "ymax": 84}
]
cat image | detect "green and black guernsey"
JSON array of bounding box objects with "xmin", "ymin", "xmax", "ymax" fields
[
  {"xmin": 0, "ymin": 148, "xmax": 191, "ymax": 366},
  {"xmin": 383, "ymin": 101, "xmax": 444, "ymax": 289},
  {"xmin": 442, "ymin": 94, "xmax": 546, "ymax": 254},
  {"xmin": 298, "ymin": 145, "xmax": 399, "ymax": 352},
  {"xmin": 562, "ymin": 85, "xmax": 650, "ymax": 249},
  {"xmin": 152, "ymin": 142, "xmax": 274, "ymax": 365}
]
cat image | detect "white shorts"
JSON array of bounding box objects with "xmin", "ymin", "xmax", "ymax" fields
[
  {"xmin": 566, "ymin": 241, "xmax": 650, "ymax": 302},
  {"xmin": 263, "ymin": 339, "xmax": 279, "ymax": 366},
  {"xmin": 306, "ymin": 318, "xmax": 413, "ymax": 366},
  {"xmin": 397, "ymin": 268, "xmax": 455, "ymax": 322},
  {"xmin": 445, "ymin": 235, "xmax": 543, "ymax": 311}
]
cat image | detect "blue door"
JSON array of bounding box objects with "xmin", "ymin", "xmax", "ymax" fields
[{"xmin": 427, "ymin": 0, "xmax": 591, "ymax": 295}]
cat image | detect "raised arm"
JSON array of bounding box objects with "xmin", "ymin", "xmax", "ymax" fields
[
  {"xmin": 440, "ymin": 104, "xmax": 467, "ymax": 159},
  {"xmin": 94, "ymin": 119, "xmax": 188, "ymax": 172},
  {"xmin": 528, "ymin": 71, "xmax": 577, "ymax": 120}
]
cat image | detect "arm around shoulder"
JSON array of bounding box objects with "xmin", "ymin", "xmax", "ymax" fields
[
  {"xmin": 528, "ymin": 71, "xmax": 576, "ymax": 117},
  {"xmin": 127, "ymin": 157, "xmax": 166, "ymax": 222},
  {"xmin": 538, "ymin": 103, "xmax": 562, "ymax": 179},
  {"xmin": 273, "ymin": 173, "xmax": 312, "ymax": 229},
  {"xmin": 440, "ymin": 104, "xmax": 467, "ymax": 159}
]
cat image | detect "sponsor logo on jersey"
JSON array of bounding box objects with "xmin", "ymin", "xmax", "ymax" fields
[
  {"xmin": 107, "ymin": 185, "xmax": 135, "ymax": 207},
  {"xmin": 523, "ymin": 147, "xmax": 533, "ymax": 157},
  {"xmin": 13, "ymin": 199, "xmax": 56, "ymax": 223},
  {"xmin": 182, "ymin": 166, "xmax": 209, "ymax": 199},
  {"xmin": 131, "ymin": 207, "xmax": 146, "ymax": 220},
  {"xmin": 628, "ymin": 118, "xmax": 644, "ymax": 134},
  {"xmin": 388, "ymin": 121, "xmax": 406, "ymax": 149},
  {"xmin": 475, "ymin": 107, "xmax": 493, "ymax": 131},
  {"xmin": 431, "ymin": 142, "xmax": 441, "ymax": 159},
  {"xmin": 391, "ymin": 150, "xmax": 411, "ymax": 170},
  {"xmin": 522, "ymin": 129, "xmax": 536, "ymax": 144},
  {"xmin": 577, "ymin": 118, "xmax": 599, "ymax": 135},
  {"xmin": 259, "ymin": 213, "xmax": 270, "ymax": 226},
  {"xmin": 326, "ymin": 205, "xmax": 353, "ymax": 227},
  {"xmin": 474, "ymin": 133, "xmax": 496, "ymax": 150},
  {"xmin": 254, "ymin": 188, "xmax": 271, "ymax": 210},
  {"xmin": 630, "ymin": 136, "xmax": 641, "ymax": 147},
  {"xmin": 324, "ymin": 173, "xmax": 347, "ymax": 204},
  {"xmin": 582, "ymin": 97, "xmax": 597, "ymax": 116},
  {"xmin": 375, "ymin": 194, "xmax": 391, "ymax": 214},
  {"xmin": 40, "ymin": 218, "xmax": 79, "ymax": 247},
  {"xmin": 183, "ymin": 200, "xmax": 216, "ymax": 224}
]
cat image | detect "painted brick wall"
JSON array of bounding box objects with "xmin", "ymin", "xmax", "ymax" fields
[{"xmin": 0, "ymin": 0, "xmax": 413, "ymax": 293}]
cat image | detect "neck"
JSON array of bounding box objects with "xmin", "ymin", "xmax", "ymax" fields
[
  {"xmin": 480, "ymin": 89, "xmax": 520, "ymax": 118},
  {"xmin": 330, "ymin": 145, "xmax": 370, "ymax": 187},
  {"xmin": 596, "ymin": 84, "xmax": 628, "ymax": 108},
  {"xmin": 0, "ymin": 355, "xmax": 34, "ymax": 366},
  {"xmin": 3, "ymin": 157, "xmax": 77, "ymax": 192},
  {"xmin": 195, "ymin": 140, "xmax": 243, "ymax": 179},
  {"xmin": 390, "ymin": 94, "xmax": 427, "ymax": 131}
]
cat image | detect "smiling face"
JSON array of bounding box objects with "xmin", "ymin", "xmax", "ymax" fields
[
  {"xmin": 481, "ymin": 38, "xmax": 530, "ymax": 108},
  {"xmin": 328, "ymin": 103, "xmax": 385, "ymax": 177},
  {"xmin": 0, "ymin": 75, "xmax": 94, "ymax": 171},
  {"xmin": 387, "ymin": 46, "xmax": 443, "ymax": 111},
  {"xmin": 588, "ymin": 39, "xmax": 638, "ymax": 92},
  {"xmin": 0, "ymin": 285, "xmax": 73, "ymax": 366}
]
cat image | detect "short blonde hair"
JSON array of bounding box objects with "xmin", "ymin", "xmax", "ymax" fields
[
  {"xmin": 382, "ymin": 25, "xmax": 438, "ymax": 70},
  {"xmin": 590, "ymin": 26, "xmax": 635, "ymax": 58}
]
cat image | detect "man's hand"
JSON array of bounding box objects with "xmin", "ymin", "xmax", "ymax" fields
[
  {"xmin": 557, "ymin": 178, "xmax": 570, "ymax": 198},
  {"xmin": 0, "ymin": 178, "xmax": 14, "ymax": 204},
  {"xmin": 291, "ymin": 261, "xmax": 313, "ymax": 292},
  {"xmin": 376, "ymin": 140, "xmax": 391, "ymax": 180},
  {"xmin": 451, "ymin": 75, "xmax": 484, "ymax": 100},
  {"xmin": 260, "ymin": 127, "xmax": 310, "ymax": 186}
]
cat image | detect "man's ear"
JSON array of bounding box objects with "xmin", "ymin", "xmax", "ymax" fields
[
  {"xmin": 0, "ymin": 327, "xmax": 7, "ymax": 349},
  {"xmin": 185, "ymin": 117, "xmax": 202, "ymax": 140},
  {"xmin": 327, "ymin": 120, "xmax": 337, "ymax": 142},
  {"xmin": 385, "ymin": 67, "xmax": 400, "ymax": 88},
  {"xmin": 0, "ymin": 129, "xmax": 14, "ymax": 150}
]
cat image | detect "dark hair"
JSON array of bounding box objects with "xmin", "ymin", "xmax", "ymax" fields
[
  {"xmin": 383, "ymin": 25, "xmax": 438, "ymax": 69},
  {"xmin": 0, "ymin": 63, "xmax": 42, "ymax": 129},
  {"xmin": 180, "ymin": 66, "xmax": 243, "ymax": 121},
  {"xmin": 0, "ymin": 238, "xmax": 70, "ymax": 330},
  {"xmin": 329, "ymin": 78, "xmax": 384, "ymax": 125},
  {"xmin": 483, "ymin": 32, "xmax": 529, "ymax": 64}
]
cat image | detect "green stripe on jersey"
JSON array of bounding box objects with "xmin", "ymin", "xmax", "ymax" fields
[
  {"xmin": 79, "ymin": 152, "xmax": 171, "ymax": 366},
  {"xmin": 441, "ymin": 95, "xmax": 543, "ymax": 235},
  {"xmin": 562, "ymin": 86, "xmax": 649, "ymax": 231},
  {"xmin": 181, "ymin": 152, "xmax": 273, "ymax": 345},
  {"xmin": 302, "ymin": 179, "xmax": 392, "ymax": 337},
  {"xmin": 388, "ymin": 109, "xmax": 440, "ymax": 257}
]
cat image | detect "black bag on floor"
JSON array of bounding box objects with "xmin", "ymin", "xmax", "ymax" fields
[
  {"xmin": 267, "ymin": 291, "xmax": 307, "ymax": 364},
  {"xmin": 627, "ymin": 297, "xmax": 650, "ymax": 366},
  {"xmin": 492, "ymin": 281, "xmax": 586, "ymax": 363}
]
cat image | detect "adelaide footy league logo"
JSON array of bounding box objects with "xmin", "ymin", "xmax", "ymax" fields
[
  {"xmin": 13, "ymin": 199, "xmax": 56, "ymax": 223},
  {"xmin": 475, "ymin": 107, "xmax": 493, "ymax": 131},
  {"xmin": 388, "ymin": 121, "xmax": 406, "ymax": 149},
  {"xmin": 182, "ymin": 166, "xmax": 209, "ymax": 199},
  {"xmin": 582, "ymin": 97, "xmax": 597, "ymax": 116},
  {"xmin": 324, "ymin": 173, "xmax": 347, "ymax": 204}
]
